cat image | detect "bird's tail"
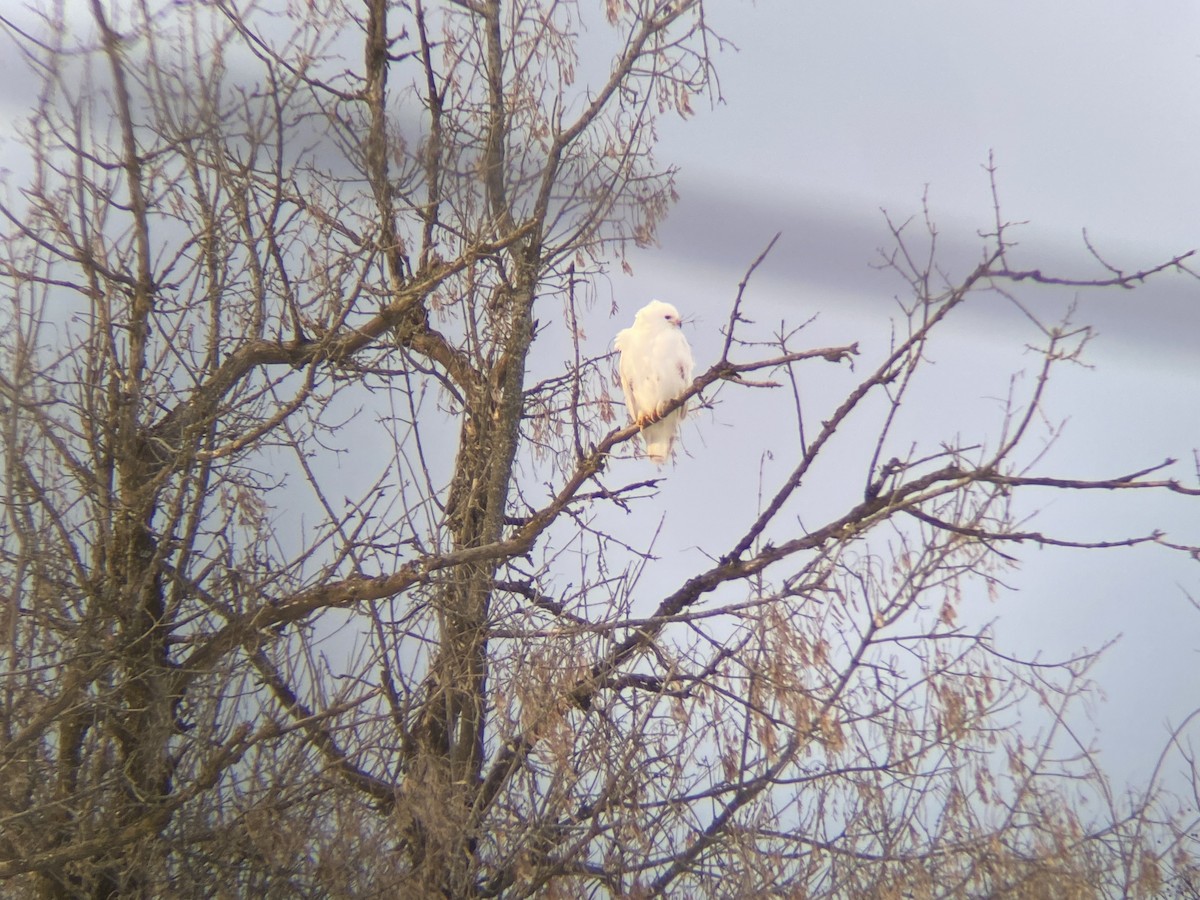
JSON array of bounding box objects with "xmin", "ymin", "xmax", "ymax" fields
[{"xmin": 641, "ymin": 419, "xmax": 676, "ymax": 465}]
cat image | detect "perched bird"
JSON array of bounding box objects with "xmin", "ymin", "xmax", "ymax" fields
[{"xmin": 614, "ymin": 300, "xmax": 695, "ymax": 464}]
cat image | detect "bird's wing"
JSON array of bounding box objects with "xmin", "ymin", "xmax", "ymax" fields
[{"xmin": 615, "ymin": 327, "xmax": 647, "ymax": 421}]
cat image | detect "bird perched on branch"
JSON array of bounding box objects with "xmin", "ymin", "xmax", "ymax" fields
[{"xmin": 614, "ymin": 300, "xmax": 694, "ymax": 464}]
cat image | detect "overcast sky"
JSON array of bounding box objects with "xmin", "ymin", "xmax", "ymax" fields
[
  {"xmin": 2, "ymin": 0, "xmax": 1196, "ymax": 795},
  {"xmin": 607, "ymin": 1, "xmax": 1200, "ymax": 788}
]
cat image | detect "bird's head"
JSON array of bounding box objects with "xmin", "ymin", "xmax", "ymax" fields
[{"xmin": 637, "ymin": 299, "xmax": 684, "ymax": 329}]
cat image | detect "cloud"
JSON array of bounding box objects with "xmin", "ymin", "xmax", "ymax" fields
[{"xmin": 651, "ymin": 175, "xmax": 1200, "ymax": 368}]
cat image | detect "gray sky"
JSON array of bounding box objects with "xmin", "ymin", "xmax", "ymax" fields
[
  {"xmin": 3, "ymin": 0, "xmax": 1195, "ymax": 796},
  {"xmin": 612, "ymin": 1, "xmax": 1200, "ymax": 788}
]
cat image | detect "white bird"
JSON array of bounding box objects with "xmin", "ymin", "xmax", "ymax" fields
[{"xmin": 614, "ymin": 300, "xmax": 694, "ymax": 464}]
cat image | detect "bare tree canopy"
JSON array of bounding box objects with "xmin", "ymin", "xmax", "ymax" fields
[{"xmin": 0, "ymin": 1, "xmax": 1198, "ymax": 897}]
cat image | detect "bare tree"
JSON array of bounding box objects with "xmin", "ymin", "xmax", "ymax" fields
[{"xmin": 0, "ymin": 1, "xmax": 1197, "ymax": 897}]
